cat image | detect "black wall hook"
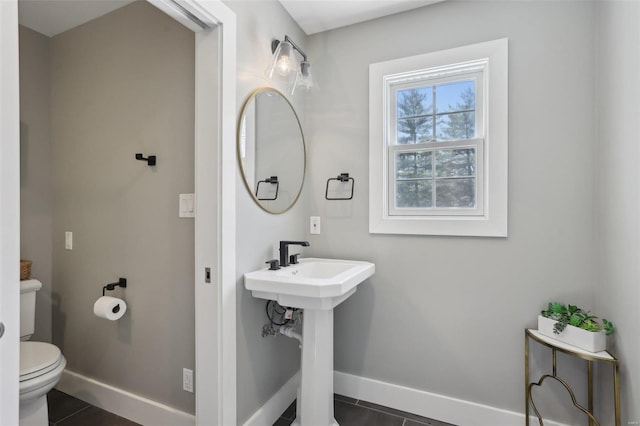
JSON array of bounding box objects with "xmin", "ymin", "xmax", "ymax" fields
[
  {"xmin": 102, "ymin": 278, "xmax": 127, "ymax": 296},
  {"xmin": 135, "ymin": 153, "xmax": 156, "ymax": 166}
]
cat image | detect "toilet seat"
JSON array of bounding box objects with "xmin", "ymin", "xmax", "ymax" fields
[{"xmin": 20, "ymin": 341, "xmax": 63, "ymax": 382}]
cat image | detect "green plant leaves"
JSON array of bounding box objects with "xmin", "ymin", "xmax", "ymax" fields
[{"xmin": 539, "ymin": 302, "xmax": 614, "ymax": 335}]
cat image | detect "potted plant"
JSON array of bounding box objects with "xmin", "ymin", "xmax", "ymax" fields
[{"xmin": 538, "ymin": 302, "xmax": 614, "ymax": 352}]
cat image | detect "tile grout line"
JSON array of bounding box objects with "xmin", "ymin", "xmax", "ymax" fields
[
  {"xmin": 360, "ymin": 404, "xmax": 436, "ymax": 425},
  {"xmin": 345, "ymin": 398, "xmax": 438, "ymax": 426},
  {"xmin": 52, "ymin": 404, "xmax": 92, "ymax": 425},
  {"xmin": 353, "ymin": 400, "xmax": 437, "ymax": 426},
  {"xmin": 361, "ymin": 406, "xmax": 409, "ymax": 422},
  {"xmin": 272, "ymin": 397, "xmax": 447, "ymax": 426}
]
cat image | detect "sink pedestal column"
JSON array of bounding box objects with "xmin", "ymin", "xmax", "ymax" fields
[{"xmin": 293, "ymin": 308, "xmax": 338, "ymax": 426}]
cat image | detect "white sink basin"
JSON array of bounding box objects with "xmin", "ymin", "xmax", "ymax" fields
[{"xmin": 244, "ymin": 257, "xmax": 375, "ymax": 309}]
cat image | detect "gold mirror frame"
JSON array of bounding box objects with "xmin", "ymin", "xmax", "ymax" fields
[{"xmin": 237, "ymin": 87, "xmax": 307, "ymax": 214}]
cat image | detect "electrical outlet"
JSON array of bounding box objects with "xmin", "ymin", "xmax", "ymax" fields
[
  {"xmin": 183, "ymin": 368, "xmax": 193, "ymax": 392},
  {"xmin": 310, "ymin": 216, "xmax": 321, "ymax": 234}
]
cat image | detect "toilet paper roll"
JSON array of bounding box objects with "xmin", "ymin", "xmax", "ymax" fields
[{"xmin": 93, "ymin": 296, "xmax": 127, "ymax": 320}]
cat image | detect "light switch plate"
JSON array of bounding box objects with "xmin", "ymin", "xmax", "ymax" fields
[
  {"xmin": 183, "ymin": 368, "xmax": 193, "ymax": 392},
  {"xmin": 179, "ymin": 193, "xmax": 195, "ymax": 218},
  {"xmin": 65, "ymin": 232, "xmax": 73, "ymax": 250}
]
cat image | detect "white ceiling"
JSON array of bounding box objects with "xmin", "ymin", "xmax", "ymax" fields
[
  {"xmin": 18, "ymin": 0, "xmax": 135, "ymax": 37},
  {"xmin": 19, "ymin": 0, "xmax": 443, "ymax": 38},
  {"xmin": 278, "ymin": 0, "xmax": 443, "ymax": 35}
]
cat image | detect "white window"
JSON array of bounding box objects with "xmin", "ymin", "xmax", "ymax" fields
[{"xmin": 369, "ymin": 39, "xmax": 508, "ymax": 237}]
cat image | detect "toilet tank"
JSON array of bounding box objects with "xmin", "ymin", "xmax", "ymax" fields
[{"xmin": 20, "ymin": 279, "xmax": 42, "ymax": 340}]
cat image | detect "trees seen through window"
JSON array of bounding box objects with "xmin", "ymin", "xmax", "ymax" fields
[{"xmin": 394, "ymin": 80, "xmax": 477, "ymax": 209}]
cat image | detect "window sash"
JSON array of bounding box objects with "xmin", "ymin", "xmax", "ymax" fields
[
  {"xmin": 388, "ymin": 139, "xmax": 484, "ymax": 216},
  {"xmin": 389, "ymin": 70, "xmax": 484, "ymax": 146},
  {"xmin": 386, "ymin": 68, "xmax": 485, "ymax": 217}
]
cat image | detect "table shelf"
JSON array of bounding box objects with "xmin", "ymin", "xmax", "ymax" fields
[{"xmin": 524, "ymin": 329, "xmax": 620, "ymax": 426}]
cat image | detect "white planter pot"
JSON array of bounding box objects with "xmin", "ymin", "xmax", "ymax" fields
[{"xmin": 538, "ymin": 315, "xmax": 607, "ymax": 353}]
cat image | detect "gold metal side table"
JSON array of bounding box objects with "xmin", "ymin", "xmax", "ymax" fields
[{"xmin": 525, "ymin": 329, "xmax": 620, "ymax": 426}]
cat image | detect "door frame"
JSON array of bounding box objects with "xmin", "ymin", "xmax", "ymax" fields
[{"xmin": 150, "ymin": 1, "xmax": 238, "ymax": 423}]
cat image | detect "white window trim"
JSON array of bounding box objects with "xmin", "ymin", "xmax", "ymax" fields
[{"xmin": 369, "ymin": 38, "xmax": 508, "ymax": 237}]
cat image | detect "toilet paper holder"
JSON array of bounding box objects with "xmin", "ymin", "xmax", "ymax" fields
[{"xmin": 102, "ymin": 278, "xmax": 127, "ymax": 296}]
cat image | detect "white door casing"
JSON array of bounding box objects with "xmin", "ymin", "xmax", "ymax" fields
[{"xmin": 146, "ymin": 1, "xmax": 238, "ymax": 423}]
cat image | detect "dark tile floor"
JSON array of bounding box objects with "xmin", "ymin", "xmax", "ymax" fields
[
  {"xmin": 48, "ymin": 389, "xmax": 140, "ymax": 426},
  {"xmin": 49, "ymin": 388, "xmax": 456, "ymax": 426},
  {"xmin": 274, "ymin": 394, "xmax": 457, "ymax": 426}
]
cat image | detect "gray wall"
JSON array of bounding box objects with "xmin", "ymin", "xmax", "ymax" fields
[
  {"xmin": 19, "ymin": 25, "xmax": 53, "ymax": 343},
  {"xmin": 596, "ymin": 1, "xmax": 640, "ymax": 422},
  {"xmin": 50, "ymin": 1, "xmax": 196, "ymax": 413},
  {"xmin": 307, "ymin": 1, "xmax": 598, "ymax": 421},
  {"xmin": 226, "ymin": 0, "xmax": 309, "ymax": 423},
  {"xmin": 23, "ymin": 0, "xmax": 637, "ymax": 422}
]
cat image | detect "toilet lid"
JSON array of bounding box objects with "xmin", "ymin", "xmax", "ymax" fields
[{"xmin": 20, "ymin": 342, "xmax": 63, "ymax": 381}]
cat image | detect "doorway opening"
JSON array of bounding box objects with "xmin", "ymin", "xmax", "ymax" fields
[{"xmin": 3, "ymin": 0, "xmax": 236, "ymax": 424}]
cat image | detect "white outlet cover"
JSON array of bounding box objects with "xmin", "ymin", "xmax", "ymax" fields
[
  {"xmin": 183, "ymin": 368, "xmax": 193, "ymax": 392},
  {"xmin": 310, "ymin": 216, "xmax": 321, "ymax": 234}
]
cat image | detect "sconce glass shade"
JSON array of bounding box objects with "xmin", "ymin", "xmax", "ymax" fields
[
  {"xmin": 292, "ymin": 61, "xmax": 314, "ymax": 94},
  {"xmin": 266, "ymin": 40, "xmax": 295, "ymax": 79}
]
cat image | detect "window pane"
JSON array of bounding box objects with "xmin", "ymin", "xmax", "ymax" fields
[
  {"xmin": 436, "ymin": 111, "xmax": 475, "ymax": 140},
  {"xmin": 435, "ymin": 81, "xmax": 475, "ymax": 114},
  {"xmin": 396, "ymin": 151, "xmax": 432, "ymax": 179},
  {"xmin": 397, "ymin": 117, "xmax": 433, "ymax": 144},
  {"xmin": 397, "ymin": 88, "xmax": 433, "ymax": 118},
  {"xmin": 396, "ymin": 181, "xmax": 433, "ymax": 208},
  {"xmin": 435, "ymin": 178, "xmax": 475, "ymax": 208},
  {"xmin": 436, "ymin": 148, "xmax": 475, "ymax": 177}
]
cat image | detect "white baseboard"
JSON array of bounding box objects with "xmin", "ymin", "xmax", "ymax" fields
[
  {"xmin": 243, "ymin": 371, "xmax": 299, "ymax": 426},
  {"xmin": 57, "ymin": 369, "xmax": 195, "ymax": 426},
  {"xmin": 334, "ymin": 371, "xmax": 569, "ymax": 426},
  {"xmin": 65, "ymin": 365, "xmax": 568, "ymax": 426}
]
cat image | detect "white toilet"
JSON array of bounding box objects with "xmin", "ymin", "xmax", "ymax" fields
[{"xmin": 20, "ymin": 279, "xmax": 67, "ymax": 426}]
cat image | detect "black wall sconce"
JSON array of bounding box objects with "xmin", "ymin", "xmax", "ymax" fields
[
  {"xmin": 135, "ymin": 153, "xmax": 156, "ymax": 166},
  {"xmin": 266, "ymin": 35, "xmax": 314, "ymax": 94}
]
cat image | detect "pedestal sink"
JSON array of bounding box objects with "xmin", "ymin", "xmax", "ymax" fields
[{"xmin": 244, "ymin": 258, "xmax": 375, "ymax": 426}]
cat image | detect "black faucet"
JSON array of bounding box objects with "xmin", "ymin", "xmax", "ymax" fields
[{"xmin": 279, "ymin": 241, "xmax": 310, "ymax": 267}]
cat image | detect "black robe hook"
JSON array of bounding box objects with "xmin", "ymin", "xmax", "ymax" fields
[{"xmin": 135, "ymin": 153, "xmax": 156, "ymax": 166}]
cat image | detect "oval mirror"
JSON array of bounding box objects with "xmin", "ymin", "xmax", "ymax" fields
[{"xmin": 237, "ymin": 87, "xmax": 306, "ymax": 214}]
